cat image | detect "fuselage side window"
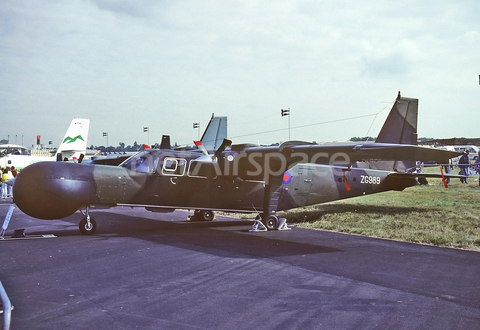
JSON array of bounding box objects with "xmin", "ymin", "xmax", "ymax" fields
[
  {"xmin": 162, "ymin": 157, "xmax": 186, "ymax": 176},
  {"xmin": 187, "ymin": 160, "xmax": 210, "ymax": 178}
]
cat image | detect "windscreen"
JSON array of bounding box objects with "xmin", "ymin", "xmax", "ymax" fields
[{"xmin": 121, "ymin": 151, "xmax": 159, "ymax": 173}]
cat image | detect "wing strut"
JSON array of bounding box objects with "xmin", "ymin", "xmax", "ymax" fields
[{"xmin": 439, "ymin": 166, "xmax": 448, "ymax": 188}]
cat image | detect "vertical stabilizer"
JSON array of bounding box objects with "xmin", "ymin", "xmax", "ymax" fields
[
  {"xmin": 375, "ymin": 92, "xmax": 418, "ymax": 145},
  {"xmin": 56, "ymin": 118, "xmax": 90, "ymax": 160},
  {"xmin": 200, "ymin": 114, "xmax": 227, "ymax": 151},
  {"xmin": 365, "ymin": 93, "xmax": 418, "ymax": 172}
]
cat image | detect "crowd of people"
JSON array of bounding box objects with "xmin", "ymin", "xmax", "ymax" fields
[
  {"xmin": 444, "ymin": 150, "xmax": 480, "ymax": 185},
  {"xmin": 1, "ymin": 166, "xmax": 17, "ymax": 198}
]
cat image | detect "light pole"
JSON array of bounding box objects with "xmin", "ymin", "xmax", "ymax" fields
[
  {"xmin": 143, "ymin": 127, "xmax": 149, "ymax": 146},
  {"xmin": 193, "ymin": 122, "xmax": 200, "ymax": 140},
  {"xmin": 103, "ymin": 132, "xmax": 108, "ymax": 153},
  {"xmin": 281, "ymin": 108, "xmax": 290, "ymax": 141}
]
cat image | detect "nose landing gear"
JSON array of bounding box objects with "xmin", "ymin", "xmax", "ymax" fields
[{"xmin": 79, "ymin": 206, "xmax": 97, "ymax": 235}]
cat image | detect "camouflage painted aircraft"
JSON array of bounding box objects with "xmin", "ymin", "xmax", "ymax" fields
[{"xmin": 13, "ymin": 93, "xmax": 460, "ymax": 234}]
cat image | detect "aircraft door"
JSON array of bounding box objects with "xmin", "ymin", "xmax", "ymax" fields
[{"xmin": 291, "ymin": 166, "xmax": 314, "ymax": 206}]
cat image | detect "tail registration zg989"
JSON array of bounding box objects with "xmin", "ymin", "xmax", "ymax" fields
[{"xmin": 360, "ymin": 175, "xmax": 381, "ymax": 185}]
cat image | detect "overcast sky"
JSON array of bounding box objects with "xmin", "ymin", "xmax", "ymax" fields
[{"xmin": 1, "ymin": 0, "xmax": 479, "ymax": 148}]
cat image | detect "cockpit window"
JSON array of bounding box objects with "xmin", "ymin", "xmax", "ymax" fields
[
  {"xmin": 121, "ymin": 151, "xmax": 158, "ymax": 173},
  {"xmin": 0, "ymin": 147, "xmax": 29, "ymax": 157}
]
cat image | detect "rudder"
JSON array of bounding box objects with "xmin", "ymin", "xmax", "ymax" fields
[
  {"xmin": 375, "ymin": 91, "xmax": 418, "ymax": 145},
  {"xmin": 366, "ymin": 92, "xmax": 418, "ymax": 172}
]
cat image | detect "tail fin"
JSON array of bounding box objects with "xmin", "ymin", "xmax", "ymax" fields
[
  {"xmin": 200, "ymin": 114, "xmax": 227, "ymax": 151},
  {"xmin": 56, "ymin": 118, "xmax": 90, "ymax": 161},
  {"xmin": 368, "ymin": 92, "xmax": 418, "ymax": 172},
  {"xmin": 375, "ymin": 91, "xmax": 418, "ymax": 145}
]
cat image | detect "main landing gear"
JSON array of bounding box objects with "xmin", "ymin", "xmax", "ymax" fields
[
  {"xmin": 249, "ymin": 214, "xmax": 290, "ymax": 232},
  {"xmin": 250, "ymin": 175, "xmax": 290, "ymax": 232},
  {"xmin": 79, "ymin": 206, "xmax": 97, "ymax": 235},
  {"xmin": 190, "ymin": 210, "xmax": 215, "ymax": 221}
]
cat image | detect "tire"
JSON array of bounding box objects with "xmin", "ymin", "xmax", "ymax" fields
[
  {"xmin": 264, "ymin": 215, "xmax": 279, "ymax": 230},
  {"xmin": 79, "ymin": 216, "xmax": 97, "ymax": 235},
  {"xmin": 199, "ymin": 210, "xmax": 214, "ymax": 221}
]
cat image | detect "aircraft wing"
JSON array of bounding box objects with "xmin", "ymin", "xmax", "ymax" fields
[
  {"xmin": 350, "ymin": 144, "xmax": 461, "ymax": 162},
  {"xmin": 272, "ymin": 143, "xmax": 462, "ymax": 163}
]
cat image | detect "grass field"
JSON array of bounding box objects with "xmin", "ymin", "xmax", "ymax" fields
[{"xmin": 276, "ymin": 168, "xmax": 480, "ymax": 251}]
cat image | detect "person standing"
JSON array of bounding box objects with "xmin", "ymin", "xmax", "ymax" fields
[
  {"xmin": 474, "ymin": 151, "xmax": 480, "ymax": 186},
  {"xmin": 6, "ymin": 167, "xmax": 13, "ymax": 197},
  {"xmin": 459, "ymin": 150, "xmax": 470, "ymax": 183},
  {"xmin": 10, "ymin": 166, "xmax": 17, "ymax": 178},
  {"xmin": 1, "ymin": 168, "xmax": 8, "ymax": 198}
]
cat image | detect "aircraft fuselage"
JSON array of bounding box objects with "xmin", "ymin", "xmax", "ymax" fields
[{"xmin": 13, "ymin": 148, "xmax": 417, "ymax": 221}]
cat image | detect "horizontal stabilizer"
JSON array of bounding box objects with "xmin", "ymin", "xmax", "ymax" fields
[{"xmin": 389, "ymin": 172, "xmax": 467, "ymax": 179}]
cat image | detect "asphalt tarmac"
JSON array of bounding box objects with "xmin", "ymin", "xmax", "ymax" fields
[{"xmin": 1, "ymin": 198, "xmax": 480, "ymax": 330}]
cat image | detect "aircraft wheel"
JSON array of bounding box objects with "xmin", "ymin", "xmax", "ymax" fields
[
  {"xmin": 79, "ymin": 216, "xmax": 97, "ymax": 235},
  {"xmin": 198, "ymin": 210, "xmax": 214, "ymax": 221},
  {"xmin": 264, "ymin": 215, "xmax": 279, "ymax": 230}
]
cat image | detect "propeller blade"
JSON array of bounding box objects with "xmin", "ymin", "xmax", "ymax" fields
[
  {"xmin": 194, "ymin": 141, "xmax": 209, "ymax": 156},
  {"xmin": 214, "ymin": 139, "xmax": 232, "ymax": 158}
]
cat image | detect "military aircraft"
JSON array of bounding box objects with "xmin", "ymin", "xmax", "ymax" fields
[
  {"xmin": 0, "ymin": 118, "xmax": 89, "ymax": 170},
  {"xmin": 13, "ymin": 93, "xmax": 460, "ymax": 234}
]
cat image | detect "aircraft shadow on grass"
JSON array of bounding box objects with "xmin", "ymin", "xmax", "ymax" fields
[{"xmin": 283, "ymin": 203, "xmax": 431, "ymax": 223}]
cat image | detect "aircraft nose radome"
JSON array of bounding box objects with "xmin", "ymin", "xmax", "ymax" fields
[{"xmin": 14, "ymin": 162, "xmax": 96, "ymax": 220}]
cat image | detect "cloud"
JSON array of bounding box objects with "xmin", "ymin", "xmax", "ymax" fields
[
  {"xmin": 87, "ymin": 0, "xmax": 168, "ymax": 18},
  {"xmin": 361, "ymin": 42, "xmax": 420, "ymax": 78},
  {"xmin": 1, "ymin": 0, "xmax": 479, "ymax": 147}
]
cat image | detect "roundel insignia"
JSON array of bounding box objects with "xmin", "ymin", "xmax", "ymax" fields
[{"xmin": 283, "ymin": 171, "xmax": 292, "ymax": 185}]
